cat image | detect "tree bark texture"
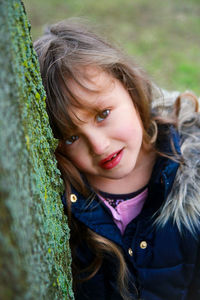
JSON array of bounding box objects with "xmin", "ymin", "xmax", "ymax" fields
[{"xmin": 0, "ymin": 1, "xmax": 74, "ymax": 299}]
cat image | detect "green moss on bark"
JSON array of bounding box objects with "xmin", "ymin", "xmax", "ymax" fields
[{"xmin": 0, "ymin": 1, "xmax": 74, "ymax": 299}]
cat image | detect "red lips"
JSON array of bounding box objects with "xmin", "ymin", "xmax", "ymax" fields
[{"xmin": 99, "ymin": 149, "xmax": 123, "ymax": 169}]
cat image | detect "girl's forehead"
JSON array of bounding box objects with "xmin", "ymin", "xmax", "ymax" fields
[{"xmin": 67, "ymin": 67, "xmax": 115, "ymax": 107}]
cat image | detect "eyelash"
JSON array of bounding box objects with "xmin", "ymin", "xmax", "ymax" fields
[
  {"xmin": 96, "ymin": 109, "xmax": 110, "ymax": 122},
  {"xmin": 65, "ymin": 109, "xmax": 111, "ymax": 145},
  {"xmin": 65, "ymin": 135, "xmax": 79, "ymax": 145}
]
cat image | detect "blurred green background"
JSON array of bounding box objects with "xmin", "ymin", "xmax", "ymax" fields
[{"xmin": 23, "ymin": 0, "xmax": 200, "ymax": 94}]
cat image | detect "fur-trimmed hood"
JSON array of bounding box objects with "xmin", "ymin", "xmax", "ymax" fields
[{"xmin": 153, "ymin": 87, "xmax": 200, "ymax": 234}]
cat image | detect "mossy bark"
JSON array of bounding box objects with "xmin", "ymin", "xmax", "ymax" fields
[{"xmin": 0, "ymin": 1, "xmax": 74, "ymax": 299}]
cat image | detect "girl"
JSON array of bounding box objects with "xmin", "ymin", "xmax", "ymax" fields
[{"xmin": 34, "ymin": 19, "xmax": 200, "ymax": 300}]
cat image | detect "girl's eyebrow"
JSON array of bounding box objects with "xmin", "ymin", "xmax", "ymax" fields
[
  {"xmin": 92, "ymin": 99, "xmax": 108, "ymax": 110},
  {"xmin": 86, "ymin": 99, "xmax": 112, "ymax": 115},
  {"xmin": 75, "ymin": 96, "xmax": 109, "ymax": 114},
  {"xmin": 90, "ymin": 92, "xmax": 113, "ymax": 109}
]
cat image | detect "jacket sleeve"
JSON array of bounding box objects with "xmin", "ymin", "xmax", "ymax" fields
[
  {"xmin": 74, "ymin": 262, "xmax": 124, "ymax": 300},
  {"xmin": 72, "ymin": 240, "xmax": 109, "ymax": 300},
  {"xmin": 74, "ymin": 270, "xmax": 107, "ymax": 300},
  {"xmin": 73, "ymin": 245, "xmax": 123, "ymax": 300}
]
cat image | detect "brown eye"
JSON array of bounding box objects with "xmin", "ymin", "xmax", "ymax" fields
[
  {"xmin": 96, "ymin": 109, "xmax": 110, "ymax": 123},
  {"xmin": 65, "ymin": 135, "xmax": 79, "ymax": 145}
]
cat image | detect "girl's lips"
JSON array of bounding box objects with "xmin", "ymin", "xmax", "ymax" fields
[{"xmin": 99, "ymin": 149, "xmax": 123, "ymax": 169}]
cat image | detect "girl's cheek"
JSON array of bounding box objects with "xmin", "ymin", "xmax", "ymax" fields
[
  {"xmin": 67, "ymin": 149, "xmax": 89, "ymax": 171},
  {"xmin": 71, "ymin": 158, "xmax": 89, "ymax": 172},
  {"xmin": 115, "ymin": 124, "xmax": 143, "ymax": 141}
]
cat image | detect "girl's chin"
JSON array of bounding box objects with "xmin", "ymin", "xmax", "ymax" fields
[{"xmin": 87, "ymin": 169, "xmax": 137, "ymax": 184}]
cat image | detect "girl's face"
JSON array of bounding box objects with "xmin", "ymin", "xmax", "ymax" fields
[{"xmin": 63, "ymin": 68, "xmax": 150, "ymax": 193}]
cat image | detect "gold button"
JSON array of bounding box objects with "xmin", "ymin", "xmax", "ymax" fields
[
  {"xmin": 70, "ymin": 194, "xmax": 77, "ymax": 203},
  {"xmin": 140, "ymin": 241, "xmax": 147, "ymax": 249},
  {"xmin": 128, "ymin": 248, "xmax": 133, "ymax": 256}
]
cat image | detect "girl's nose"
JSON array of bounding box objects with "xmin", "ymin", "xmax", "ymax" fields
[{"xmin": 86, "ymin": 130, "xmax": 110, "ymax": 156}]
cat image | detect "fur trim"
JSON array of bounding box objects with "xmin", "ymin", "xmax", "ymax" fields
[{"xmin": 153, "ymin": 87, "xmax": 200, "ymax": 234}]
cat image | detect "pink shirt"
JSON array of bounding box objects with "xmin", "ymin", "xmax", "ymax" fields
[{"xmin": 98, "ymin": 188, "xmax": 148, "ymax": 234}]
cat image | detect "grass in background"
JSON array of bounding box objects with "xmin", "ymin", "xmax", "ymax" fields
[{"xmin": 23, "ymin": 0, "xmax": 200, "ymax": 94}]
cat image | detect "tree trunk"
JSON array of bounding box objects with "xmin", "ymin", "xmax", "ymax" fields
[{"xmin": 0, "ymin": 1, "xmax": 74, "ymax": 299}]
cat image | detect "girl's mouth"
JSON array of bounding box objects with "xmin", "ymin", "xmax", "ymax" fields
[{"xmin": 99, "ymin": 149, "xmax": 123, "ymax": 169}]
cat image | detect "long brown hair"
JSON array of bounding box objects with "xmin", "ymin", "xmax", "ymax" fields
[{"xmin": 34, "ymin": 19, "xmax": 185, "ymax": 299}]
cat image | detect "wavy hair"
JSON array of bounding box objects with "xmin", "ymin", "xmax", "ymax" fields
[{"xmin": 34, "ymin": 19, "xmax": 197, "ymax": 299}]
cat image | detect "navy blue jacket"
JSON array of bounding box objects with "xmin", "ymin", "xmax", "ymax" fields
[{"xmin": 62, "ymin": 126, "xmax": 200, "ymax": 299}]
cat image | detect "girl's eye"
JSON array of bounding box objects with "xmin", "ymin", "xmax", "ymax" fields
[
  {"xmin": 65, "ymin": 135, "xmax": 79, "ymax": 145},
  {"xmin": 96, "ymin": 109, "xmax": 110, "ymax": 123}
]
